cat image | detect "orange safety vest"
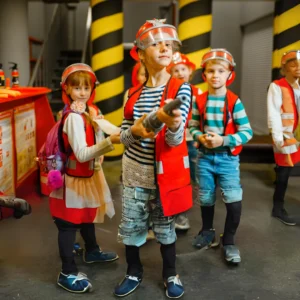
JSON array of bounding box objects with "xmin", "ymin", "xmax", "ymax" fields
[
  {"xmin": 62, "ymin": 111, "xmax": 95, "ymax": 178},
  {"xmin": 124, "ymin": 77, "xmax": 193, "ymax": 217},
  {"xmin": 196, "ymin": 90, "xmax": 242, "ymax": 155},
  {"xmin": 272, "ymin": 78, "xmax": 300, "ymax": 166}
]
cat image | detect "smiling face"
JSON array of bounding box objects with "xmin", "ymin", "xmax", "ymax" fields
[
  {"xmin": 204, "ymin": 59, "xmax": 231, "ymax": 90},
  {"xmin": 171, "ymin": 63, "xmax": 193, "ymax": 82},
  {"xmin": 138, "ymin": 40, "xmax": 174, "ymax": 70},
  {"xmin": 65, "ymin": 71, "xmax": 93, "ymax": 104}
]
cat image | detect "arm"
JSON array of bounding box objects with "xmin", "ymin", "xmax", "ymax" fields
[
  {"xmin": 189, "ymin": 97, "xmax": 204, "ymax": 142},
  {"xmin": 164, "ymin": 83, "xmax": 192, "ymax": 146},
  {"xmin": 63, "ymin": 113, "xmax": 114, "ymax": 163},
  {"xmin": 222, "ymin": 99, "xmax": 253, "ymax": 147},
  {"xmin": 267, "ymin": 83, "xmax": 284, "ymax": 147}
]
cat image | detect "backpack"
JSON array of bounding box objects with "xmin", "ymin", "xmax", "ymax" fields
[{"xmin": 37, "ymin": 111, "xmax": 73, "ymax": 191}]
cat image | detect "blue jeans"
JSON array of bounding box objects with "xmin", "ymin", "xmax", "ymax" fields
[
  {"xmin": 187, "ymin": 141, "xmax": 197, "ymax": 183},
  {"xmin": 118, "ymin": 186, "xmax": 176, "ymax": 247},
  {"xmin": 196, "ymin": 151, "xmax": 243, "ymax": 206}
]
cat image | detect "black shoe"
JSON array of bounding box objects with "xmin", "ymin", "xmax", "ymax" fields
[{"xmin": 272, "ymin": 209, "xmax": 296, "ymax": 226}]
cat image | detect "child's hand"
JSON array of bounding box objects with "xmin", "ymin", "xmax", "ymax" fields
[
  {"xmin": 156, "ymin": 99, "xmax": 182, "ymax": 132},
  {"xmin": 204, "ymin": 131, "xmax": 224, "ymax": 148},
  {"xmin": 109, "ymin": 133, "xmax": 121, "ymax": 144},
  {"xmin": 198, "ymin": 134, "xmax": 207, "ymax": 146},
  {"xmin": 131, "ymin": 115, "xmax": 156, "ymax": 139},
  {"xmin": 94, "ymin": 114, "xmax": 104, "ymax": 120}
]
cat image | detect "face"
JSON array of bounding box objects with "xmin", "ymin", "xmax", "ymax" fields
[
  {"xmin": 139, "ymin": 41, "xmax": 173, "ymax": 69},
  {"xmin": 204, "ymin": 61, "xmax": 231, "ymax": 89},
  {"xmin": 171, "ymin": 63, "xmax": 192, "ymax": 82},
  {"xmin": 66, "ymin": 82, "xmax": 92, "ymax": 104},
  {"xmin": 284, "ymin": 59, "xmax": 300, "ymax": 79},
  {"xmin": 137, "ymin": 65, "xmax": 146, "ymax": 84}
]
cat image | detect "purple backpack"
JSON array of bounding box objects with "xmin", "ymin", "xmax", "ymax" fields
[{"xmin": 38, "ymin": 108, "xmax": 76, "ymax": 173}]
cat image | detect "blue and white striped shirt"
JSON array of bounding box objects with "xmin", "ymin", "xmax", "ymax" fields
[
  {"xmin": 121, "ymin": 83, "xmax": 191, "ymax": 189},
  {"xmin": 189, "ymin": 94, "xmax": 253, "ymax": 151}
]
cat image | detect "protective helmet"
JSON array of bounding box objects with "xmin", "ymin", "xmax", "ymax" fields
[
  {"xmin": 281, "ymin": 50, "xmax": 300, "ymax": 65},
  {"xmin": 130, "ymin": 19, "xmax": 181, "ymax": 61},
  {"xmin": 61, "ymin": 63, "xmax": 99, "ymax": 105},
  {"xmin": 167, "ymin": 52, "xmax": 196, "ymax": 73},
  {"xmin": 201, "ymin": 48, "xmax": 236, "ymax": 86}
]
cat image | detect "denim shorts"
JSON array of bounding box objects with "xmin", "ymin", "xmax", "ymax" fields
[
  {"xmin": 196, "ymin": 151, "xmax": 243, "ymax": 206},
  {"xmin": 118, "ymin": 186, "xmax": 176, "ymax": 247}
]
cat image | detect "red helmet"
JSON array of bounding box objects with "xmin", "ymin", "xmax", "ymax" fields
[
  {"xmin": 281, "ymin": 50, "xmax": 300, "ymax": 65},
  {"xmin": 201, "ymin": 49, "xmax": 236, "ymax": 86},
  {"xmin": 130, "ymin": 19, "xmax": 181, "ymax": 61},
  {"xmin": 167, "ymin": 52, "xmax": 196, "ymax": 73},
  {"xmin": 61, "ymin": 63, "xmax": 99, "ymax": 105}
]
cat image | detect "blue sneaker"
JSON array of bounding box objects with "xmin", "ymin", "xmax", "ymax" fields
[
  {"xmin": 114, "ymin": 275, "xmax": 142, "ymax": 297},
  {"xmin": 165, "ymin": 276, "xmax": 184, "ymax": 299},
  {"xmin": 83, "ymin": 248, "xmax": 119, "ymax": 263},
  {"xmin": 192, "ymin": 229, "xmax": 216, "ymax": 249},
  {"xmin": 57, "ymin": 272, "xmax": 92, "ymax": 293}
]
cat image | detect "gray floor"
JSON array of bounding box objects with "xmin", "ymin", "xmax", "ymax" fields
[{"xmin": 1, "ymin": 161, "xmax": 300, "ymax": 300}]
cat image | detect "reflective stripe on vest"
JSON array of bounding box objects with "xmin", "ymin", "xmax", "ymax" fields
[{"xmin": 273, "ymin": 78, "xmax": 299, "ymax": 154}]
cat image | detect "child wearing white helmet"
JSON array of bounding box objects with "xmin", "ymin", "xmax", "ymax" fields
[
  {"xmin": 267, "ymin": 50, "xmax": 300, "ymax": 225},
  {"xmin": 189, "ymin": 49, "xmax": 253, "ymax": 264},
  {"xmin": 115, "ymin": 19, "xmax": 192, "ymax": 298},
  {"xmin": 50, "ymin": 63, "xmax": 120, "ymax": 293}
]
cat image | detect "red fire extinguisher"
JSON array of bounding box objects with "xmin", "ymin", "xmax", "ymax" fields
[
  {"xmin": 9, "ymin": 62, "xmax": 19, "ymax": 88},
  {"xmin": 0, "ymin": 64, "xmax": 5, "ymax": 89}
]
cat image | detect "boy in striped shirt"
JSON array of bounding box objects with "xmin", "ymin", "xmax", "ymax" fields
[{"xmin": 189, "ymin": 49, "xmax": 253, "ymax": 264}]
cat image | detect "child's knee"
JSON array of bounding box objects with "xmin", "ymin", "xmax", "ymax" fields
[
  {"xmin": 199, "ymin": 189, "xmax": 216, "ymax": 206},
  {"xmin": 221, "ymin": 188, "xmax": 243, "ymax": 203}
]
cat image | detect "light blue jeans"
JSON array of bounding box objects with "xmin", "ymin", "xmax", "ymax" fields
[
  {"xmin": 118, "ymin": 186, "xmax": 176, "ymax": 247},
  {"xmin": 196, "ymin": 150, "xmax": 243, "ymax": 206}
]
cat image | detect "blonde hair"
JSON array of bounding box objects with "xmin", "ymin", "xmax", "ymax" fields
[{"xmin": 205, "ymin": 59, "xmax": 231, "ymax": 70}]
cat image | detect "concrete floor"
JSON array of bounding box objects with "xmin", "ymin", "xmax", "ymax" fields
[{"xmin": 1, "ymin": 161, "xmax": 300, "ymax": 300}]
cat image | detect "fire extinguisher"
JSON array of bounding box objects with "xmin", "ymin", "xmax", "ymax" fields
[
  {"xmin": 9, "ymin": 62, "xmax": 19, "ymax": 87},
  {"xmin": 0, "ymin": 64, "xmax": 5, "ymax": 89}
]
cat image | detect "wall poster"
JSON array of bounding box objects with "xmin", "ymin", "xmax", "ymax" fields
[
  {"xmin": 14, "ymin": 103, "xmax": 37, "ymax": 185},
  {"xmin": 0, "ymin": 110, "xmax": 15, "ymax": 194}
]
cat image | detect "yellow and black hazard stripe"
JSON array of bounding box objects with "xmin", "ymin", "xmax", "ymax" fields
[
  {"xmin": 91, "ymin": 0, "xmax": 124, "ymax": 159},
  {"xmin": 178, "ymin": 0, "xmax": 212, "ymax": 91},
  {"xmin": 272, "ymin": 0, "xmax": 300, "ymax": 80}
]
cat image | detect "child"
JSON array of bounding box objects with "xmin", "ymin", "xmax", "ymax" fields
[
  {"xmin": 49, "ymin": 63, "xmax": 120, "ymax": 293},
  {"xmin": 168, "ymin": 52, "xmax": 202, "ymax": 231},
  {"xmin": 123, "ymin": 62, "xmax": 147, "ymax": 106},
  {"xmin": 189, "ymin": 49, "xmax": 253, "ymax": 264},
  {"xmin": 267, "ymin": 50, "xmax": 300, "ymax": 225},
  {"xmin": 114, "ymin": 19, "xmax": 192, "ymax": 298}
]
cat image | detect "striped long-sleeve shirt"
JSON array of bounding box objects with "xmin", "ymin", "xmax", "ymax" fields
[
  {"xmin": 121, "ymin": 83, "xmax": 191, "ymax": 189},
  {"xmin": 189, "ymin": 94, "xmax": 253, "ymax": 151}
]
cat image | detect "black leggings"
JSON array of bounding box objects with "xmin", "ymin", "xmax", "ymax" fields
[
  {"xmin": 273, "ymin": 166, "xmax": 293, "ymax": 212},
  {"xmin": 126, "ymin": 242, "xmax": 176, "ymax": 279},
  {"xmin": 54, "ymin": 218, "xmax": 99, "ymax": 274},
  {"xmin": 200, "ymin": 201, "xmax": 242, "ymax": 245}
]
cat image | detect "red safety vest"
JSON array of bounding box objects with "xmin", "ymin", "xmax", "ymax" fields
[
  {"xmin": 124, "ymin": 77, "xmax": 193, "ymax": 217},
  {"xmin": 196, "ymin": 90, "xmax": 242, "ymax": 156},
  {"xmin": 272, "ymin": 78, "xmax": 300, "ymax": 166},
  {"xmin": 61, "ymin": 111, "xmax": 95, "ymax": 178}
]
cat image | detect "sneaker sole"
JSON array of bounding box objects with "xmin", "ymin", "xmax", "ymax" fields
[
  {"xmin": 225, "ymin": 256, "xmax": 241, "ymax": 264},
  {"xmin": 57, "ymin": 281, "xmax": 92, "ymax": 293},
  {"xmin": 114, "ymin": 282, "xmax": 141, "ymax": 297},
  {"xmin": 165, "ymin": 290, "xmax": 184, "ymax": 299},
  {"xmin": 83, "ymin": 255, "xmax": 119, "ymax": 264},
  {"xmin": 175, "ymin": 224, "xmax": 190, "ymax": 231},
  {"xmin": 275, "ymin": 217, "xmax": 296, "ymax": 226}
]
